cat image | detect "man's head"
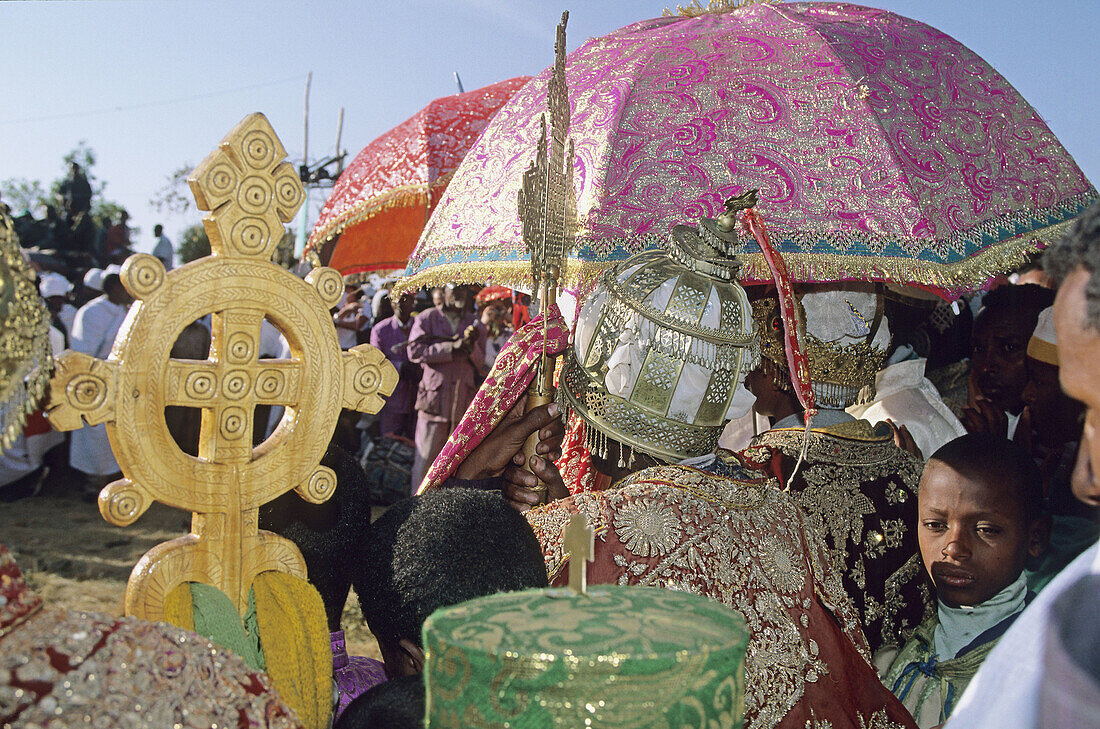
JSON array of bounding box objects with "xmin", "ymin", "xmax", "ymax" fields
[
  {"xmin": 395, "ymin": 292, "xmax": 415, "ymax": 323},
  {"xmin": 1047, "ymin": 201, "xmax": 1100, "ymax": 507},
  {"xmin": 154, "ymin": 224, "xmax": 163, "ymax": 236},
  {"xmin": 258, "ymin": 445, "xmax": 371, "ymax": 631},
  {"xmin": 442, "ymin": 284, "xmax": 470, "ymax": 313},
  {"xmin": 1015, "ymin": 250, "xmax": 1053, "ymax": 288},
  {"xmin": 918, "ymin": 433, "xmax": 1047, "ymax": 607},
  {"xmin": 102, "ymin": 273, "xmax": 133, "ymax": 306},
  {"xmin": 38, "ymin": 274, "xmax": 71, "ymax": 316},
  {"xmin": 1020, "ymin": 307, "xmax": 1083, "ymax": 449},
  {"xmin": 335, "ymin": 675, "xmax": 424, "ymax": 729},
  {"xmin": 971, "ymin": 284, "xmax": 1055, "ymax": 415},
  {"xmin": 354, "ymin": 488, "xmax": 548, "ymax": 678},
  {"xmin": 430, "ymin": 287, "xmax": 444, "ymax": 307}
]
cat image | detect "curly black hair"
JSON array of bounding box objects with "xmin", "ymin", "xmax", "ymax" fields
[
  {"xmin": 353, "ymin": 488, "xmax": 548, "ymax": 648},
  {"xmin": 1044, "ymin": 200, "xmax": 1100, "ymax": 331},
  {"xmin": 927, "ymin": 433, "xmax": 1045, "ymax": 524},
  {"xmin": 335, "ymin": 674, "xmax": 424, "ymax": 729},
  {"xmin": 977, "ymin": 283, "xmax": 1055, "ymax": 327},
  {"xmin": 258, "ymin": 443, "xmax": 372, "ymax": 631}
]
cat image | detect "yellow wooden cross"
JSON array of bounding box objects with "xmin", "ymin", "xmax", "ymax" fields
[
  {"xmin": 46, "ymin": 113, "xmax": 397, "ymax": 620},
  {"xmin": 563, "ymin": 512, "xmax": 594, "ymax": 594}
]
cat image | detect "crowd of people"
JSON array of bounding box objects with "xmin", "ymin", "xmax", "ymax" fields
[
  {"xmin": 6, "ymin": 200, "xmax": 1100, "ymax": 729},
  {"xmin": 5, "ymin": 197, "xmax": 1100, "ymax": 727},
  {"xmin": 10, "ymin": 162, "xmax": 142, "ymax": 272}
]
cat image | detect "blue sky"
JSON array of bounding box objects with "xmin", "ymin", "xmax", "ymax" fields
[{"xmin": 3, "ymin": 0, "xmax": 1097, "ymax": 255}]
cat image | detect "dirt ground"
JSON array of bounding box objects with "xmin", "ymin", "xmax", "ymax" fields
[{"xmin": 0, "ymin": 488, "xmax": 382, "ymax": 661}]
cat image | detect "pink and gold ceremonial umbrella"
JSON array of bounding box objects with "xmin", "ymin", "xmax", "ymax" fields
[
  {"xmin": 305, "ymin": 76, "xmax": 529, "ymax": 280},
  {"xmin": 401, "ymin": 2, "xmax": 1096, "ymax": 300}
]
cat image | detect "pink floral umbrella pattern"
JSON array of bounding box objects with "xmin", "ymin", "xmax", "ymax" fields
[{"xmin": 402, "ymin": 2, "xmax": 1095, "ymax": 300}]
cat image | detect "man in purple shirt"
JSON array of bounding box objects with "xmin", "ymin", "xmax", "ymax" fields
[
  {"xmin": 407, "ymin": 284, "xmax": 484, "ymax": 491},
  {"xmin": 369, "ymin": 292, "xmax": 418, "ymax": 440}
]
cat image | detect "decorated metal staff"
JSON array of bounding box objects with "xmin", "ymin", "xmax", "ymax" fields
[{"xmin": 517, "ymin": 10, "xmax": 576, "ymax": 500}]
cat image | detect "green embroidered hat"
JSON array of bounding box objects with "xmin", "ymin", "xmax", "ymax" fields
[{"xmin": 422, "ymin": 585, "xmax": 749, "ymax": 729}]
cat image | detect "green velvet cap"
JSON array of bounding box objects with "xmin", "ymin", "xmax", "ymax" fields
[{"xmin": 422, "ymin": 585, "xmax": 749, "ymax": 729}]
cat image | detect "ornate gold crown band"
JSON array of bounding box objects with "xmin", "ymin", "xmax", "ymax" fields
[{"xmin": 751, "ymin": 297, "xmax": 885, "ymax": 409}]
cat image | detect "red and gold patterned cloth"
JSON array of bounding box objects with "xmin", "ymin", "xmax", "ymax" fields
[
  {"xmin": 417, "ymin": 305, "xmax": 569, "ymax": 493},
  {"xmin": 306, "ymin": 77, "xmax": 529, "ymax": 277},
  {"xmin": 724, "ymin": 420, "xmax": 933, "ymax": 654},
  {"xmin": 526, "ymin": 465, "xmax": 916, "ymax": 729},
  {"xmin": 0, "ymin": 545, "xmax": 303, "ymax": 728}
]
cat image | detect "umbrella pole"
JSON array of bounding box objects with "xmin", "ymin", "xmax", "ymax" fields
[{"xmin": 520, "ymin": 275, "xmax": 557, "ymax": 503}]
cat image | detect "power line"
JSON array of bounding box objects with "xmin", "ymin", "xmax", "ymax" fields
[{"xmin": 0, "ymin": 75, "xmax": 306, "ymax": 126}]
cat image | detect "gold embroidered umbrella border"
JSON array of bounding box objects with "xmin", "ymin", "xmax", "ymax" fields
[
  {"xmin": 304, "ymin": 170, "xmax": 457, "ymax": 255},
  {"xmin": 391, "ymin": 222, "xmax": 1064, "ymax": 300}
]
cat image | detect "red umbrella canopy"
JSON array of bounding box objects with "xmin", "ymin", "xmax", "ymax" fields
[{"xmin": 307, "ymin": 76, "xmax": 530, "ymax": 279}]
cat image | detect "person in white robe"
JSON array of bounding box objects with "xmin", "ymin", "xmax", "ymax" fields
[
  {"xmin": 68, "ymin": 272, "xmax": 131, "ymax": 485},
  {"xmin": 848, "ymin": 355, "xmax": 967, "ymax": 460}
]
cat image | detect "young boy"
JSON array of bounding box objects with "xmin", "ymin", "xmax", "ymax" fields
[{"xmin": 880, "ymin": 433, "xmax": 1049, "ymax": 727}]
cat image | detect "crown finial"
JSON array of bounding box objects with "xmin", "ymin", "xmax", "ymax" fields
[{"xmin": 715, "ymin": 189, "xmax": 759, "ymax": 232}]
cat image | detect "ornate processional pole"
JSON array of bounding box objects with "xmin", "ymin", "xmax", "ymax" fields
[
  {"xmin": 517, "ymin": 11, "xmax": 577, "ymax": 500},
  {"xmin": 46, "ymin": 114, "xmax": 398, "ymax": 620}
]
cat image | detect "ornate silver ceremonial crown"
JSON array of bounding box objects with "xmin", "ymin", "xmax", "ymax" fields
[{"xmin": 562, "ymin": 213, "xmax": 759, "ymax": 463}]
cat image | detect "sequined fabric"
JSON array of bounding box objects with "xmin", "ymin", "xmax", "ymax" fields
[
  {"xmin": 423, "ymin": 585, "xmax": 749, "ymax": 729},
  {"xmin": 406, "ymin": 3, "xmax": 1095, "ymax": 299},
  {"xmin": 526, "ymin": 465, "xmax": 917, "ymax": 729},
  {"xmin": 307, "ymin": 77, "xmax": 529, "ymax": 277},
  {"xmin": 330, "ymin": 630, "xmax": 387, "ymax": 720},
  {"xmin": 0, "ymin": 206, "xmax": 52, "ymax": 453},
  {"xmin": 726, "ymin": 420, "xmax": 933, "ymax": 654},
  {"xmin": 0, "ymin": 546, "xmax": 303, "ymax": 728}
]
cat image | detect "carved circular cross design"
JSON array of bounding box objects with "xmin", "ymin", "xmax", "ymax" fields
[
  {"xmin": 106, "ymin": 255, "xmax": 344, "ymax": 513},
  {"xmin": 67, "ymin": 373, "xmax": 107, "ymax": 410}
]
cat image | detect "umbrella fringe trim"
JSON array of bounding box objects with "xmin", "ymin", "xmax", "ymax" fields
[
  {"xmin": 735, "ymin": 230, "xmax": 1054, "ymax": 300},
  {"xmin": 394, "ymin": 259, "xmax": 608, "ymax": 297},
  {"xmin": 395, "ymin": 228, "xmax": 1056, "ymax": 300},
  {"xmin": 304, "ymin": 170, "xmax": 457, "ymax": 255}
]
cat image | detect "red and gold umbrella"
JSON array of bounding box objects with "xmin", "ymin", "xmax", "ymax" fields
[{"xmin": 305, "ymin": 77, "xmax": 529, "ymax": 279}]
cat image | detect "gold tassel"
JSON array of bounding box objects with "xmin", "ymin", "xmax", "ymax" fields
[
  {"xmin": 663, "ymin": 0, "xmax": 772, "ymax": 18},
  {"xmin": 162, "ymin": 582, "xmax": 195, "ymax": 632},
  {"xmin": 253, "ymin": 571, "xmax": 333, "ymax": 729}
]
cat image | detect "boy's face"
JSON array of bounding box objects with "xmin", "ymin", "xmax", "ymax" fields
[
  {"xmin": 917, "ymin": 460, "xmax": 1043, "ymax": 607},
  {"xmin": 971, "ymin": 307, "xmax": 1033, "ymax": 415}
]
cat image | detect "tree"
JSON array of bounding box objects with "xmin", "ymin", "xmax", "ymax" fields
[
  {"xmin": 0, "ymin": 178, "xmax": 48, "ymax": 215},
  {"xmin": 178, "ymin": 224, "xmax": 211, "ymax": 264},
  {"xmin": 149, "ymin": 164, "xmax": 196, "ymax": 217},
  {"xmin": 1, "ymin": 142, "xmax": 126, "ymax": 223}
]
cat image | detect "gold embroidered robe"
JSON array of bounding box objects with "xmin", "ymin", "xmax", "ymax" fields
[
  {"xmin": 726, "ymin": 420, "xmax": 933, "ymax": 653},
  {"xmin": 526, "ymin": 465, "xmax": 916, "ymax": 729}
]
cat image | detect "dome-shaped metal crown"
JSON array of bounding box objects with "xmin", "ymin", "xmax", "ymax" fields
[{"xmin": 562, "ymin": 208, "xmax": 759, "ymax": 463}]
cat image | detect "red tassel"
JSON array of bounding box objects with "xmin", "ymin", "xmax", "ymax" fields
[{"xmin": 740, "ymin": 208, "xmax": 817, "ymax": 416}]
